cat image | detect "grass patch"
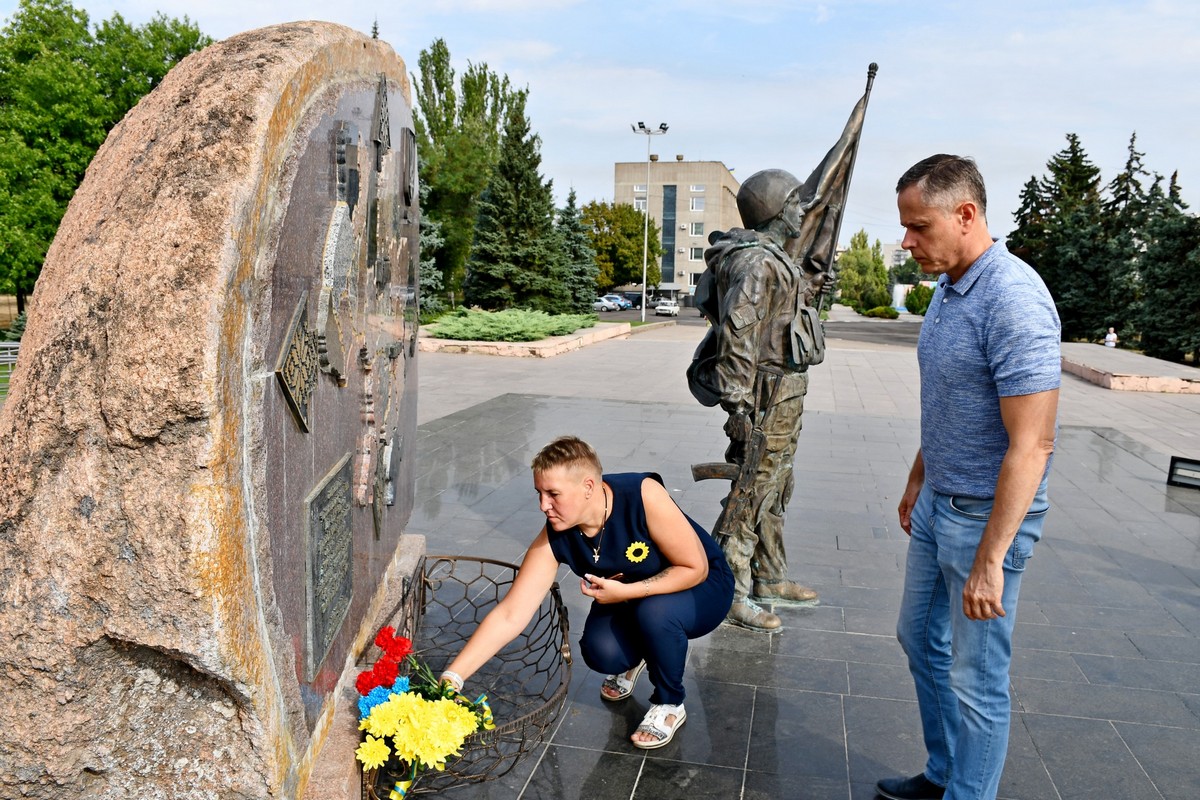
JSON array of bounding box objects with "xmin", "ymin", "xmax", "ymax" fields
[{"xmin": 426, "ymin": 308, "xmax": 598, "ymax": 342}]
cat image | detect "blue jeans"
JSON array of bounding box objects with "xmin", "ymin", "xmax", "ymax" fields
[{"xmin": 897, "ymin": 484, "xmax": 1048, "ymax": 800}]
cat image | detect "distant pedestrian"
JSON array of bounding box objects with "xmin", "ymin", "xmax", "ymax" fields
[
  {"xmin": 878, "ymin": 155, "xmax": 1061, "ymax": 800},
  {"xmin": 1104, "ymin": 327, "xmax": 1118, "ymax": 347}
]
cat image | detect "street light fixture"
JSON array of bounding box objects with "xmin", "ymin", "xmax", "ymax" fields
[{"xmin": 631, "ymin": 121, "xmax": 668, "ymax": 322}]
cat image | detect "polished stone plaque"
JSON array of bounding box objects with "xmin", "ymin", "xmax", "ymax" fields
[{"xmin": 305, "ymin": 453, "xmax": 354, "ymax": 680}]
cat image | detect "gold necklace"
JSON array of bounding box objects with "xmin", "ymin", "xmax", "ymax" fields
[{"xmin": 584, "ymin": 485, "xmax": 608, "ymax": 564}]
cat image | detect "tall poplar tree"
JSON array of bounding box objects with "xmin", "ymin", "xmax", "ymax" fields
[
  {"xmin": 462, "ymin": 95, "xmax": 567, "ymax": 312},
  {"xmin": 835, "ymin": 229, "xmax": 890, "ymax": 311},
  {"xmin": 412, "ymin": 38, "xmax": 524, "ymax": 304}
]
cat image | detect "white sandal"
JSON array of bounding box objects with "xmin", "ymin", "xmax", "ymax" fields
[
  {"xmin": 632, "ymin": 703, "xmax": 686, "ymax": 749},
  {"xmin": 600, "ymin": 660, "xmax": 646, "ymax": 702}
]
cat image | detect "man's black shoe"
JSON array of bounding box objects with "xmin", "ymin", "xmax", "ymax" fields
[{"xmin": 875, "ymin": 773, "xmax": 945, "ymax": 800}]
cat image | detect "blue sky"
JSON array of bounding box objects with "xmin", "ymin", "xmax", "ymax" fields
[{"xmin": 4, "ymin": 0, "xmax": 1198, "ymax": 246}]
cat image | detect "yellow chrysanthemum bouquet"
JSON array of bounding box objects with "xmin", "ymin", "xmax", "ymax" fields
[{"xmin": 356, "ymin": 627, "xmax": 495, "ymax": 799}]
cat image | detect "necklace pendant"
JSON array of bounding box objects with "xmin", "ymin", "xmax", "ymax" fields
[{"xmin": 593, "ymin": 550, "xmax": 600, "ymax": 564}]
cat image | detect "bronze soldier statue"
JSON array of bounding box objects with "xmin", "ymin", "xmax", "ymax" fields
[
  {"xmin": 687, "ymin": 170, "xmax": 826, "ymax": 632},
  {"xmin": 687, "ymin": 64, "xmax": 876, "ymax": 633}
]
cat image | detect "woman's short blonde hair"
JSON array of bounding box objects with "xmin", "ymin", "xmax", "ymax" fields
[{"xmin": 530, "ymin": 436, "xmax": 602, "ymax": 476}]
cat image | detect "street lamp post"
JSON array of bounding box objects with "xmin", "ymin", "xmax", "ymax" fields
[{"xmin": 631, "ymin": 121, "xmax": 668, "ymax": 322}]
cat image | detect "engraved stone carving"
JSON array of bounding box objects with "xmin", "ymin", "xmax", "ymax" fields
[{"xmin": 275, "ymin": 291, "xmax": 320, "ymax": 432}]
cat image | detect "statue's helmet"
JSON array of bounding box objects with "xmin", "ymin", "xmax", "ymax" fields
[{"xmin": 736, "ymin": 169, "xmax": 803, "ymax": 230}]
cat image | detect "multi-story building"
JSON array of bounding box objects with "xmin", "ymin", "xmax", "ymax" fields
[{"xmin": 613, "ymin": 157, "xmax": 740, "ymax": 301}]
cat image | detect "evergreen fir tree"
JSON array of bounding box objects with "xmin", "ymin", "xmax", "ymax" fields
[
  {"xmin": 462, "ymin": 96, "xmax": 566, "ymax": 312},
  {"xmin": 1137, "ymin": 177, "xmax": 1198, "ymax": 363},
  {"xmin": 416, "ymin": 175, "xmax": 446, "ymax": 316},
  {"xmin": 556, "ymin": 189, "xmax": 600, "ymax": 313},
  {"xmin": 1014, "ymin": 133, "xmax": 1105, "ymax": 340}
]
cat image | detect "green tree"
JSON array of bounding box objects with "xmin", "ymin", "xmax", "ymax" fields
[
  {"xmin": 1007, "ymin": 133, "xmax": 1106, "ymax": 340},
  {"xmin": 462, "ymin": 95, "xmax": 568, "ymax": 313},
  {"xmin": 412, "ymin": 38, "xmax": 524, "ymax": 304},
  {"xmin": 905, "ymin": 283, "xmax": 933, "ymax": 316},
  {"xmin": 1137, "ymin": 175, "xmax": 1198, "ymax": 363},
  {"xmin": 416, "ymin": 173, "xmax": 445, "ymax": 317},
  {"xmin": 580, "ymin": 201, "xmax": 662, "ymax": 291},
  {"xmin": 556, "ymin": 189, "xmax": 600, "ymax": 313},
  {"xmin": 0, "ymin": 0, "xmax": 209, "ymax": 310},
  {"xmin": 890, "ymin": 255, "xmax": 922, "ymax": 287},
  {"xmin": 836, "ymin": 229, "xmax": 890, "ymax": 311}
]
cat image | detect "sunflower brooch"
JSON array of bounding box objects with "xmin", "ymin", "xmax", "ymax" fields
[{"xmin": 625, "ymin": 541, "xmax": 650, "ymax": 563}]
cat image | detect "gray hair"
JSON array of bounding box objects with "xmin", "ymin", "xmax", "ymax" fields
[{"xmin": 896, "ymin": 154, "xmax": 987, "ymax": 217}]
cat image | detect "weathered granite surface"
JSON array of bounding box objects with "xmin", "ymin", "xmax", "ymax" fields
[{"xmin": 0, "ymin": 21, "xmax": 419, "ymax": 799}]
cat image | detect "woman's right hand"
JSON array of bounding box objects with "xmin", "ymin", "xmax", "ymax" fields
[{"xmin": 581, "ymin": 573, "xmax": 629, "ymax": 604}]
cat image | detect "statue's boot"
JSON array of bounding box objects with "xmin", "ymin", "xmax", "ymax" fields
[
  {"xmin": 725, "ymin": 600, "xmax": 781, "ymax": 632},
  {"xmin": 752, "ymin": 579, "xmax": 819, "ymax": 606}
]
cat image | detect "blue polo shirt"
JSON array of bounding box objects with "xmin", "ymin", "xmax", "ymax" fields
[{"xmin": 917, "ymin": 241, "xmax": 1060, "ymax": 498}]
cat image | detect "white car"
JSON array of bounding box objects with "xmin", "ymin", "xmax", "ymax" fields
[
  {"xmin": 593, "ymin": 297, "xmax": 619, "ymax": 312},
  {"xmin": 654, "ymin": 299, "xmax": 680, "ymax": 316}
]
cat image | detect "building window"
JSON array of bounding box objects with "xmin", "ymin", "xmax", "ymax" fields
[
  {"xmin": 690, "ymin": 197, "xmax": 705, "ymax": 211},
  {"xmin": 690, "ymin": 221, "xmax": 705, "ymax": 237},
  {"xmin": 690, "ymin": 184, "xmax": 705, "ymax": 192},
  {"xmin": 689, "ymin": 271, "xmax": 704, "ymax": 286},
  {"xmin": 633, "ymin": 184, "xmax": 647, "ymax": 193},
  {"xmin": 634, "ymin": 197, "xmax": 647, "ymax": 211},
  {"xmin": 689, "ymin": 247, "xmax": 704, "ymax": 261}
]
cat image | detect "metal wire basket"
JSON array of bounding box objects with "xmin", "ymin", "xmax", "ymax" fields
[{"xmin": 364, "ymin": 555, "xmax": 572, "ymax": 798}]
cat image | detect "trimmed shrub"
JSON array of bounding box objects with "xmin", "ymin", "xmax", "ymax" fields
[
  {"xmin": 426, "ymin": 308, "xmax": 597, "ymax": 342},
  {"xmin": 863, "ymin": 306, "xmax": 899, "ymax": 319},
  {"xmin": 905, "ymin": 284, "xmax": 934, "ymax": 316}
]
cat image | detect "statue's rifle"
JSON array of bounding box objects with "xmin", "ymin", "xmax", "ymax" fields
[{"xmin": 690, "ymin": 369, "xmax": 784, "ymax": 547}]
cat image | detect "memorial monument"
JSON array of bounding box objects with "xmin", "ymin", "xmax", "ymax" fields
[{"xmin": 0, "ymin": 22, "xmax": 421, "ymax": 798}]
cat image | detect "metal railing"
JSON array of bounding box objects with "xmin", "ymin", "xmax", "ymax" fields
[{"xmin": 0, "ymin": 341, "xmax": 18, "ymax": 404}]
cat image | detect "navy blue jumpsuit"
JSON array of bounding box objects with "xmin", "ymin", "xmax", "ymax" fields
[{"xmin": 547, "ymin": 472, "xmax": 734, "ymax": 705}]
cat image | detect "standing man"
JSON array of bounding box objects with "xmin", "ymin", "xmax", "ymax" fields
[
  {"xmin": 687, "ymin": 169, "xmax": 826, "ymax": 632},
  {"xmin": 878, "ymin": 155, "xmax": 1060, "ymax": 800}
]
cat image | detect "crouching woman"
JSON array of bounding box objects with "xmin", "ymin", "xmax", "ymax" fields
[{"xmin": 439, "ymin": 435, "xmax": 734, "ymax": 749}]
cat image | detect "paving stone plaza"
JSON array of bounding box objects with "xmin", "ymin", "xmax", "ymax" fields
[{"xmin": 407, "ymin": 318, "xmax": 1200, "ymax": 800}]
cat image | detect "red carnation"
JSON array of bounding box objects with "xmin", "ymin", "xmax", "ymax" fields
[{"xmin": 374, "ymin": 627, "xmax": 413, "ymax": 661}]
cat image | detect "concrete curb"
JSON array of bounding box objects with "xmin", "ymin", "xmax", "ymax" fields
[
  {"xmin": 418, "ymin": 321, "xmax": 633, "ymax": 358},
  {"xmin": 1060, "ymin": 342, "xmax": 1200, "ymax": 394}
]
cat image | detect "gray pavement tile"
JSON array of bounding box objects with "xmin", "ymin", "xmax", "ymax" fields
[
  {"xmin": 690, "ymin": 648, "xmax": 849, "ymax": 696},
  {"xmin": 844, "ymin": 607, "xmax": 898, "ymax": 637},
  {"xmin": 1022, "ymin": 713, "xmax": 1164, "ymax": 800},
  {"xmin": 642, "ymin": 678, "xmax": 755, "ymax": 770},
  {"xmin": 744, "ymin": 772, "xmax": 852, "ymax": 800},
  {"xmin": 1011, "ymin": 677, "xmax": 1200, "ymax": 730},
  {"xmin": 1128, "ymin": 631, "xmax": 1200, "ymax": 663},
  {"xmin": 999, "ymin": 716, "xmax": 1061, "ymax": 800},
  {"xmin": 847, "ymin": 662, "xmax": 918, "ymax": 702},
  {"xmin": 1072, "ymin": 652, "xmax": 1200, "ymax": 693},
  {"xmin": 1114, "ymin": 722, "xmax": 1200, "ymax": 800},
  {"xmin": 773, "ymin": 628, "xmax": 906, "ymax": 667},
  {"xmin": 746, "ymin": 689, "xmax": 847, "ymax": 781},
  {"xmin": 1031, "ymin": 601, "xmax": 1191, "ymax": 635},
  {"xmin": 516, "ymin": 745, "xmax": 642, "ymax": 800},
  {"xmin": 843, "ymin": 695, "xmax": 926, "ymax": 789},
  {"xmin": 1013, "ymin": 623, "xmax": 1142, "ymax": 658},
  {"xmin": 633, "ymin": 759, "xmax": 745, "ymax": 799},
  {"xmin": 1010, "ymin": 647, "xmax": 1088, "ymax": 683}
]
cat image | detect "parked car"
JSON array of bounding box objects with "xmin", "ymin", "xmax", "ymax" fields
[
  {"xmin": 603, "ymin": 294, "xmax": 632, "ymax": 310},
  {"xmin": 593, "ymin": 297, "xmax": 619, "ymax": 312},
  {"xmin": 621, "ymin": 292, "xmax": 644, "ymax": 309},
  {"xmin": 654, "ymin": 299, "xmax": 680, "ymax": 317}
]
